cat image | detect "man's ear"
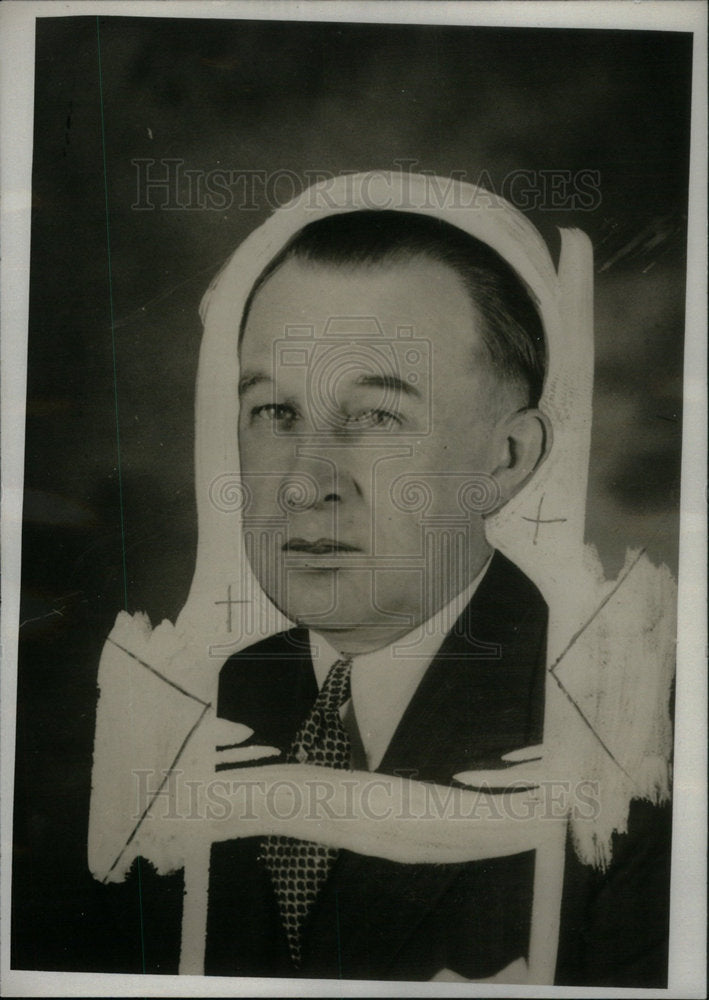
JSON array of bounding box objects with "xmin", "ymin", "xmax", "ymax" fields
[{"xmin": 489, "ymin": 408, "xmax": 552, "ymax": 507}]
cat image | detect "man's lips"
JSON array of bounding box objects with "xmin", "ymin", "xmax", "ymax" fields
[{"xmin": 283, "ymin": 538, "xmax": 361, "ymax": 555}]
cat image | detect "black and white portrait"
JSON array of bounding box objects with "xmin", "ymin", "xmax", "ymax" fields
[{"xmin": 2, "ymin": 2, "xmax": 705, "ymax": 996}]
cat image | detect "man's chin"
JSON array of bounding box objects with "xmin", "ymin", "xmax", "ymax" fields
[
  {"xmin": 259, "ymin": 568, "xmax": 421, "ymax": 635},
  {"xmin": 282, "ymin": 601, "xmax": 419, "ymax": 637}
]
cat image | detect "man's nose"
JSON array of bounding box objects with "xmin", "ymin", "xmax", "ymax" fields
[{"xmin": 286, "ymin": 445, "xmax": 361, "ymax": 511}]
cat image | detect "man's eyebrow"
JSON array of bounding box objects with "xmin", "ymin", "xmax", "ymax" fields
[
  {"xmin": 238, "ymin": 372, "xmax": 272, "ymax": 396},
  {"xmin": 356, "ymin": 373, "xmax": 422, "ymax": 398}
]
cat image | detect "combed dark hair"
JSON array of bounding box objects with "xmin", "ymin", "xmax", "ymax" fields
[{"xmin": 239, "ymin": 210, "xmax": 547, "ymax": 406}]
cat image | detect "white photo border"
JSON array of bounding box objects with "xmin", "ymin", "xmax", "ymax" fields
[{"xmin": 1, "ymin": 2, "xmax": 706, "ymax": 997}]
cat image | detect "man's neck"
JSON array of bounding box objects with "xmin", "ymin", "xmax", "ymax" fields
[{"xmin": 310, "ymin": 545, "xmax": 494, "ymax": 656}]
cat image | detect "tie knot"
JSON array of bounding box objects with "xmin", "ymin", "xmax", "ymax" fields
[{"xmin": 320, "ymin": 655, "xmax": 353, "ymax": 712}]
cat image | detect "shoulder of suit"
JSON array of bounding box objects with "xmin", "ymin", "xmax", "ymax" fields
[
  {"xmin": 217, "ymin": 626, "xmax": 315, "ymax": 724},
  {"xmin": 220, "ymin": 626, "xmax": 310, "ymax": 673},
  {"xmin": 485, "ymin": 550, "xmax": 548, "ymax": 615}
]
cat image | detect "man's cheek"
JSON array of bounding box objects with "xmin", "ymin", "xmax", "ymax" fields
[
  {"xmin": 242, "ymin": 484, "xmax": 281, "ymax": 521},
  {"xmin": 242, "ymin": 526, "xmax": 285, "ymax": 589},
  {"xmin": 373, "ymin": 511, "xmax": 423, "ymax": 559}
]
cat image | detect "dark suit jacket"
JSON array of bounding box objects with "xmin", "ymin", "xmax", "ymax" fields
[
  {"xmin": 96, "ymin": 551, "xmax": 669, "ymax": 983},
  {"xmin": 206, "ymin": 550, "xmax": 549, "ymax": 980}
]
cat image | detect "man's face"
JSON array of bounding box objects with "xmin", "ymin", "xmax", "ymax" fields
[{"xmin": 237, "ymin": 256, "xmax": 507, "ymax": 650}]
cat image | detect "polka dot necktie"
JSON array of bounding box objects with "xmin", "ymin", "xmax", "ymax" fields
[{"xmin": 260, "ymin": 655, "xmax": 353, "ymax": 968}]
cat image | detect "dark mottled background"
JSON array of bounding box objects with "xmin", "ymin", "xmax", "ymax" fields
[{"xmin": 13, "ymin": 16, "xmax": 691, "ymax": 973}]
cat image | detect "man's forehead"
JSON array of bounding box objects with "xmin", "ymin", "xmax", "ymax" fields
[
  {"xmin": 238, "ymin": 366, "xmax": 423, "ymax": 399},
  {"xmin": 238, "ymin": 320, "xmax": 430, "ymax": 400},
  {"xmin": 239, "ymin": 256, "xmax": 480, "ymax": 345},
  {"xmin": 236, "ymin": 260, "xmax": 494, "ymax": 417}
]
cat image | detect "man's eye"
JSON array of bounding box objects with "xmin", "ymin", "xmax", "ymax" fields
[
  {"xmin": 346, "ymin": 409, "xmax": 402, "ymax": 430},
  {"xmin": 250, "ymin": 403, "xmax": 298, "ymax": 428}
]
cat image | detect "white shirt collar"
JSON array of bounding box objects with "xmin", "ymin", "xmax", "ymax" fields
[{"xmin": 309, "ymin": 554, "xmax": 492, "ymax": 770}]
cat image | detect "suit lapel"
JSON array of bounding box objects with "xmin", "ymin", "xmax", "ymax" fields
[
  {"xmin": 306, "ymin": 551, "xmax": 547, "ymax": 975},
  {"xmin": 217, "ymin": 626, "xmax": 317, "ymax": 758},
  {"xmin": 379, "ymin": 549, "xmax": 547, "ymax": 780}
]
